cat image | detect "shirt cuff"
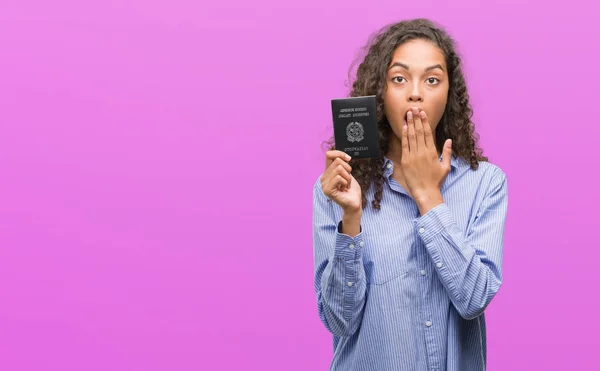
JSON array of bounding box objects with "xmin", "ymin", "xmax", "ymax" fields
[
  {"xmin": 333, "ymin": 221, "xmax": 365, "ymax": 261},
  {"xmin": 415, "ymin": 203, "xmax": 472, "ymax": 272},
  {"xmin": 414, "ymin": 203, "xmax": 454, "ymax": 244}
]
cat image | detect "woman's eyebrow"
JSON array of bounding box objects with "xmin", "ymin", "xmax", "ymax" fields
[{"xmin": 388, "ymin": 62, "xmax": 444, "ymax": 72}]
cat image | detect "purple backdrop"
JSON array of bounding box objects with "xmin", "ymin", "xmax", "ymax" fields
[{"xmin": 1, "ymin": 0, "xmax": 599, "ymax": 370}]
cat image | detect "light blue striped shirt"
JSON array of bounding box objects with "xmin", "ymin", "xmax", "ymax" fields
[{"xmin": 312, "ymin": 155, "xmax": 508, "ymax": 371}]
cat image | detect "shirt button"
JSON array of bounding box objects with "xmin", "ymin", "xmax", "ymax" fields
[
  {"xmin": 419, "ymin": 227, "xmax": 425, "ymax": 234},
  {"xmin": 426, "ymin": 321, "xmax": 432, "ymax": 327},
  {"xmin": 359, "ymin": 241, "xmax": 364, "ymax": 247},
  {"xmin": 349, "ymin": 244, "xmax": 355, "ymax": 249},
  {"xmin": 347, "ymin": 282, "xmax": 354, "ymax": 287},
  {"xmin": 437, "ymin": 262, "xmax": 443, "ymax": 268},
  {"xmin": 387, "ymin": 163, "xmax": 392, "ymax": 169},
  {"xmin": 420, "ymin": 270, "xmax": 426, "ymax": 276}
]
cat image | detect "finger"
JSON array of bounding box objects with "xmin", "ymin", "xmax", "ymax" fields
[
  {"xmin": 412, "ymin": 107, "xmax": 425, "ymax": 151},
  {"xmin": 442, "ymin": 139, "xmax": 452, "ymax": 170},
  {"xmin": 325, "ymin": 174, "xmax": 349, "ymax": 194},
  {"xmin": 407, "ymin": 110, "xmax": 417, "ymax": 152},
  {"xmin": 333, "ymin": 157, "xmax": 352, "ymax": 174},
  {"xmin": 323, "ymin": 165, "xmax": 352, "ymax": 191},
  {"xmin": 401, "ymin": 120, "xmax": 409, "ymax": 159},
  {"xmin": 323, "ymin": 157, "xmax": 352, "ymax": 181},
  {"xmin": 325, "ymin": 150, "xmax": 351, "ymax": 169},
  {"xmin": 420, "ymin": 111, "xmax": 435, "ymax": 150},
  {"xmin": 331, "ymin": 165, "xmax": 352, "ymax": 190}
]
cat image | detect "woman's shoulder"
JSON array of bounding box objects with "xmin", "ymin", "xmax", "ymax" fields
[
  {"xmin": 456, "ymin": 156, "xmax": 506, "ymax": 179},
  {"xmin": 455, "ymin": 158, "xmax": 508, "ymax": 195}
]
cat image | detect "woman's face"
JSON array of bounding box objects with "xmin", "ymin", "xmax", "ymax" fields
[{"xmin": 383, "ymin": 39, "xmax": 449, "ymax": 145}]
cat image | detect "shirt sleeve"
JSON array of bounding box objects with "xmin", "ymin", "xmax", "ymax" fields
[
  {"xmin": 415, "ymin": 168, "xmax": 508, "ymax": 320},
  {"xmin": 312, "ymin": 179, "xmax": 367, "ymax": 337}
]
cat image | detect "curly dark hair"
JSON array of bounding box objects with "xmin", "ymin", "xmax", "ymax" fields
[{"xmin": 325, "ymin": 18, "xmax": 487, "ymax": 210}]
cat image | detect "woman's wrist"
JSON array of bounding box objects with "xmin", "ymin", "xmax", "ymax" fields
[{"xmin": 341, "ymin": 209, "xmax": 362, "ymax": 237}]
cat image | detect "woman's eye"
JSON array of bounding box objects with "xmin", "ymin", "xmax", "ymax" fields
[
  {"xmin": 427, "ymin": 78, "xmax": 440, "ymax": 84},
  {"xmin": 392, "ymin": 76, "xmax": 405, "ymax": 83}
]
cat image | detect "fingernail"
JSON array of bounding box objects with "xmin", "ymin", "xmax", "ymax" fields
[
  {"xmin": 420, "ymin": 111, "xmax": 426, "ymax": 118},
  {"xmin": 346, "ymin": 154, "xmax": 351, "ymax": 160},
  {"xmin": 407, "ymin": 111, "xmax": 412, "ymax": 119},
  {"xmin": 412, "ymin": 107, "xmax": 419, "ymax": 114}
]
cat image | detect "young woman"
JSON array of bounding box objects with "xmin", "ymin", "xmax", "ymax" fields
[{"xmin": 312, "ymin": 18, "xmax": 508, "ymax": 371}]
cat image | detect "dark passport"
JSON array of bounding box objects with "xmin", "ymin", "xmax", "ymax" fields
[{"xmin": 331, "ymin": 95, "xmax": 381, "ymax": 159}]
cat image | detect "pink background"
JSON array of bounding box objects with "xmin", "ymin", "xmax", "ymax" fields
[{"xmin": 1, "ymin": 0, "xmax": 599, "ymax": 370}]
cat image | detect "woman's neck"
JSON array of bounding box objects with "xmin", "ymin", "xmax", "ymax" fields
[
  {"xmin": 386, "ymin": 136, "xmax": 403, "ymax": 167},
  {"xmin": 386, "ymin": 137, "xmax": 406, "ymax": 184}
]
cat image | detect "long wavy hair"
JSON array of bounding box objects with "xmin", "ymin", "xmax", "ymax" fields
[{"xmin": 325, "ymin": 18, "xmax": 487, "ymax": 210}]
